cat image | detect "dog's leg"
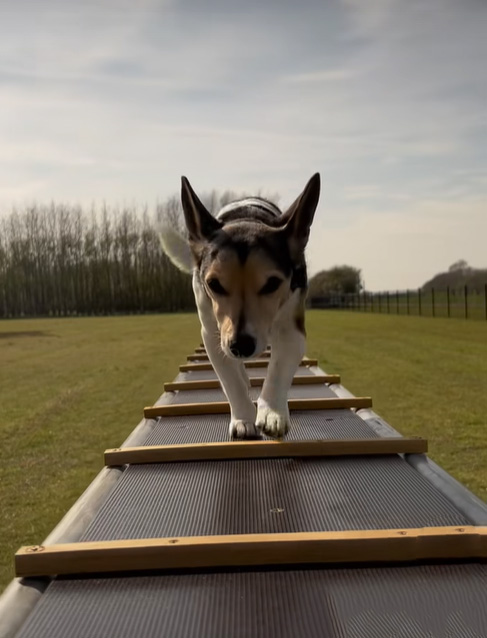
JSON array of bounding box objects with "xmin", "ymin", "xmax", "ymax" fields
[
  {"xmin": 203, "ymin": 329, "xmax": 259, "ymax": 439},
  {"xmin": 194, "ymin": 273, "xmax": 258, "ymax": 439},
  {"xmin": 256, "ymin": 291, "xmax": 306, "ymax": 438}
]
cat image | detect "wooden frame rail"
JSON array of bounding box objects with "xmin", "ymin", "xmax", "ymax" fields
[
  {"xmin": 180, "ymin": 358, "xmax": 318, "ymax": 372},
  {"xmin": 104, "ymin": 437, "xmax": 428, "ymax": 466},
  {"xmin": 164, "ymin": 375, "xmax": 340, "ymax": 392},
  {"xmin": 16, "ymin": 526, "xmax": 487, "ymax": 578},
  {"xmin": 144, "ymin": 397, "xmax": 372, "ymax": 419}
]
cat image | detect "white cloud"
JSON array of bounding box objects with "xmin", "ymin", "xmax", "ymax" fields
[
  {"xmin": 282, "ymin": 69, "xmax": 356, "ymax": 84},
  {"xmin": 0, "ymin": 0, "xmax": 486, "ymax": 287},
  {"xmin": 340, "ymin": 0, "xmax": 397, "ymax": 35}
]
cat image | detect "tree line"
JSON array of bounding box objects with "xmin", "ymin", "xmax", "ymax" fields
[
  {"xmin": 0, "ymin": 189, "xmax": 277, "ymax": 318},
  {"xmin": 0, "ymin": 201, "xmax": 194, "ymax": 318}
]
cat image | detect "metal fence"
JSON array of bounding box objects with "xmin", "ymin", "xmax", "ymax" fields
[{"xmin": 309, "ymin": 284, "xmax": 487, "ymax": 320}]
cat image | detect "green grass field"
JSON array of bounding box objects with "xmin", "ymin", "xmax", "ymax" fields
[{"xmin": 1, "ymin": 311, "xmax": 486, "ymax": 591}]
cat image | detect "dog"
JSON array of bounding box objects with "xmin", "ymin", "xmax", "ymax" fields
[{"xmin": 160, "ymin": 173, "xmax": 320, "ymax": 440}]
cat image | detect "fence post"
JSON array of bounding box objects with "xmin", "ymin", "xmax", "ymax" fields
[
  {"xmin": 465, "ymin": 285, "xmax": 468, "ymax": 319},
  {"xmin": 485, "ymin": 283, "xmax": 487, "ymax": 321},
  {"xmin": 432, "ymin": 288, "xmax": 435, "ymax": 318},
  {"xmin": 418, "ymin": 288, "xmax": 422, "ymax": 316},
  {"xmin": 396, "ymin": 290, "xmax": 399, "ymax": 314},
  {"xmin": 378, "ymin": 293, "xmax": 382, "ymax": 313},
  {"xmin": 406, "ymin": 290, "xmax": 410, "ymax": 315},
  {"xmin": 447, "ymin": 286, "xmax": 450, "ymax": 318},
  {"xmin": 386, "ymin": 291, "xmax": 390, "ymax": 314}
]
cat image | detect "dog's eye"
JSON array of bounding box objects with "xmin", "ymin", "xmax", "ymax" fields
[
  {"xmin": 259, "ymin": 276, "xmax": 283, "ymax": 295},
  {"xmin": 206, "ymin": 278, "xmax": 228, "ymax": 296}
]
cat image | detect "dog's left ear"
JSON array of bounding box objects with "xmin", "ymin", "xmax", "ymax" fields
[
  {"xmin": 280, "ymin": 173, "xmax": 320, "ymax": 255},
  {"xmin": 181, "ymin": 176, "xmax": 222, "ymax": 242}
]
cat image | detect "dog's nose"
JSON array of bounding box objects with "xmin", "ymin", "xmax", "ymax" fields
[{"xmin": 229, "ymin": 334, "xmax": 256, "ymax": 358}]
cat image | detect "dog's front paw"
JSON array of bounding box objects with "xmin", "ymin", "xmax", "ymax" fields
[
  {"xmin": 256, "ymin": 400, "xmax": 290, "ymax": 439},
  {"xmin": 229, "ymin": 419, "xmax": 261, "ymax": 440}
]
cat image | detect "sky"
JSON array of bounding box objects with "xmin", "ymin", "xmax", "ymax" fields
[{"xmin": 1, "ymin": 0, "xmax": 486, "ymax": 290}]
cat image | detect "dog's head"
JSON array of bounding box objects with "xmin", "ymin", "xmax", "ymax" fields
[{"xmin": 181, "ymin": 174, "xmax": 320, "ymax": 359}]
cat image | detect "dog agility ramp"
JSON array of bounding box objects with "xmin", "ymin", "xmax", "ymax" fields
[{"xmin": 1, "ymin": 350, "xmax": 487, "ymax": 638}]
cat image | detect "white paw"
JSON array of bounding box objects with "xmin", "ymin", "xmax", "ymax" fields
[
  {"xmin": 229, "ymin": 419, "xmax": 261, "ymax": 440},
  {"xmin": 256, "ymin": 400, "xmax": 290, "ymax": 439}
]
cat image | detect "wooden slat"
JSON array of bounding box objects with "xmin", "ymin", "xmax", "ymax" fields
[
  {"xmin": 16, "ymin": 526, "xmax": 487, "ymax": 578},
  {"xmin": 180, "ymin": 358, "xmax": 318, "ymax": 372},
  {"xmin": 194, "ymin": 347, "xmax": 271, "ymax": 355},
  {"xmin": 104, "ymin": 437, "xmax": 428, "ymax": 466},
  {"xmin": 187, "ymin": 352, "xmax": 273, "ymax": 361},
  {"xmin": 144, "ymin": 397, "xmax": 372, "ymax": 418},
  {"xmin": 164, "ymin": 375, "xmax": 340, "ymax": 392}
]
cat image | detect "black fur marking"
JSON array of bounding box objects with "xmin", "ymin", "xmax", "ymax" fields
[
  {"xmin": 291, "ymin": 264, "xmax": 308, "ymax": 291},
  {"xmin": 295, "ymin": 313, "xmax": 306, "ymax": 335},
  {"xmin": 295, "ymin": 289, "xmax": 307, "ymax": 335},
  {"xmin": 233, "ymin": 240, "xmax": 251, "ymax": 265}
]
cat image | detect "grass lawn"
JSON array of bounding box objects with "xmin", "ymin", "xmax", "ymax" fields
[
  {"xmin": 1, "ymin": 310, "xmax": 486, "ymax": 591},
  {"xmin": 306, "ymin": 311, "xmax": 487, "ymax": 501}
]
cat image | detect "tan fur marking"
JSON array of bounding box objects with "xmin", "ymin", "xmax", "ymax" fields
[{"xmin": 205, "ymin": 249, "xmax": 291, "ymax": 355}]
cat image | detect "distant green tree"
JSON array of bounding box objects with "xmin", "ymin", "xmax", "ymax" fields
[
  {"xmin": 449, "ymin": 260, "xmax": 469, "ymax": 273},
  {"xmin": 423, "ymin": 261, "xmax": 487, "ymax": 294},
  {"xmin": 308, "ymin": 266, "xmax": 362, "ymax": 297}
]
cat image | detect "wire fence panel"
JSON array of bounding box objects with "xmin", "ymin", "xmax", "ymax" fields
[{"xmin": 309, "ymin": 285, "xmax": 487, "ymax": 321}]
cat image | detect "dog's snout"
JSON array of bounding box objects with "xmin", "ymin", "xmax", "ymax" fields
[{"xmin": 229, "ymin": 333, "xmax": 256, "ymax": 358}]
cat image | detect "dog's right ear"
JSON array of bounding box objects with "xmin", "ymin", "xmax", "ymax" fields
[{"xmin": 181, "ymin": 176, "xmax": 222, "ymax": 242}]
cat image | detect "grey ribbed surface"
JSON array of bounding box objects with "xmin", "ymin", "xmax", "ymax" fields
[
  {"xmin": 177, "ymin": 365, "xmax": 315, "ymax": 381},
  {"xmin": 15, "ymin": 564, "xmax": 487, "ymax": 638},
  {"xmin": 10, "ymin": 348, "xmax": 486, "ymax": 638},
  {"xmin": 144, "ymin": 410, "xmax": 379, "ymax": 445},
  {"xmin": 81, "ymin": 457, "xmax": 467, "ymax": 541},
  {"xmin": 165, "ymin": 384, "xmax": 337, "ymax": 404}
]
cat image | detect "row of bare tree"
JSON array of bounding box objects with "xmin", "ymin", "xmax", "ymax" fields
[
  {"xmin": 0, "ymin": 201, "xmax": 189, "ymax": 318},
  {"xmin": 0, "ymin": 189, "xmax": 275, "ymax": 318}
]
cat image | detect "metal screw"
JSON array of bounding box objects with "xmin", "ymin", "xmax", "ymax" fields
[{"xmin": 26, "ymin": 545, "xmax": 45, "ymax": 553}]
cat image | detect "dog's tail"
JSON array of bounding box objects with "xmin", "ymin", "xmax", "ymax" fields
[{"xmin": 159, "ymin": 225, "xmax": 194, "ymax": 273}]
